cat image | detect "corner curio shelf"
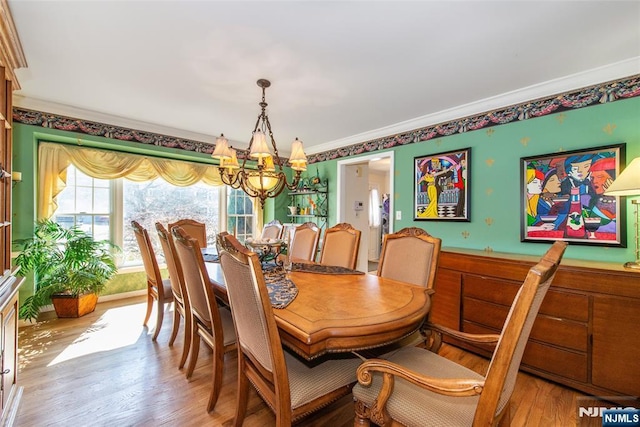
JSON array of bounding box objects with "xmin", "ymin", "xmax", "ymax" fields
[{"xmin": 287, "ymin": 178, "xmax": 328, "ymax": 231}]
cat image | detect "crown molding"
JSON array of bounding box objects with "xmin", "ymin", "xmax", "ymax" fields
[
  {"xmin": 0, "ymin": 0, "xmax": 27, "ymax": 88},
  {"xmin": 12, "ymin": 60, "xmax": 640, "ymax": 165},
  {"xmin": 12, "ymin": 95, "xmax": 223, "ymax": 145},
  {"xmin": 307, "ymin": 57, "xmax": 640, "ymax": 155}
]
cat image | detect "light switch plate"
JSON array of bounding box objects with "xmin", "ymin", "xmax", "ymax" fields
[{"xmin": 395, "ymin": 210, "xmax": 402, "ymax": 220}]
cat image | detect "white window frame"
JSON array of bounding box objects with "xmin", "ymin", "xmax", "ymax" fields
[{"xmin": 55, "ymin": 166, "xmax": 257, "ymax": 272}]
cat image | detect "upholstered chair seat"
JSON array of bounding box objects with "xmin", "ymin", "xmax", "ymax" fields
[
  {"xmin": 353, "ymin": 346, "xmax": 482, "ymax": 426},
  {"xmin": 353, "ymin": 241, "xmax": 567, "ymax": 427},
  {"xmin": 285, "ymin": 351, "xmax": 360, "ymax": 412}
]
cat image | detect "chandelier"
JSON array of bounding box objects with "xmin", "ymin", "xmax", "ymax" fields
[{"xmin": 211, "ymin": 79, "xmax": 307, "ymax": 207}]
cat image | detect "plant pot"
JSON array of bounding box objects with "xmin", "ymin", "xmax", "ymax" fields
[{"xmin": 51, "ymin": 293, "xmax": 99, "ymax": 318}]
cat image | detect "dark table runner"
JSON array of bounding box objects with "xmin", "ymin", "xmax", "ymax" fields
[
  {"xmin": 201, "ymin": 247, "xmax": 219, "ymax": 263},
  {"xmin": 262, "ymin": 266, "xmax": 298, "ymax": 309},
  {"xmin": 291, "ymin": 262, "xmax": 364, "ymax": 275}
]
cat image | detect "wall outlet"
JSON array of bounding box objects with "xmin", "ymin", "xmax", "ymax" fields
[{"xmin": 395, "ymin": 210, "xmax": 402, "ymax": 220}]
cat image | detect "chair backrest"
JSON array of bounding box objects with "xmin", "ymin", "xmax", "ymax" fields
[
  {"xmin": 261, "ymin": 219, "xmax": 283, "ymax": 241},
  {"xmin": 155, "ymin": 222, "xmax": 186, "ymax": 302},
  {"xmin": 215, "ymin": 230, "xmax": 229, "ymax": 255},
  {"xmin": 171, "ymin": 226, "xmax": 223, "ymax": 329},
  {"xmin": 168, "ymin": 219, "xmax": 207, "ymax": 248},
  {"xmin": 319, "ymin": 222, "xmax": 362, "ymax": 269},
  {"xmin": 218, "ymin": 234, "xmax": 290, "ymax": 400},
  {"xmin": 131, "ymin": 221, "xmax": 165, "ymax": 297},
  {"xmin": 474, "ymin": 241, "xmax": 567, "ymax": 425},
  {"xmin": 289, "ymin": 222, "xmax": 320, "ymax": 262},
  {"xmin": 377, "ymin": 227, "xmax": 441, "ymax": 288}
]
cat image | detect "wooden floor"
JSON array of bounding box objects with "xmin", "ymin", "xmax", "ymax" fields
[{"xmin": 15, "ymin": 296, "xmax": 586, "ymax": 426}]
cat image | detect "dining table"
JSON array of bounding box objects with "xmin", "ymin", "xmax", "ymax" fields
[{"xmin": 204, "ymin": 261, "xmax": 431, "ymax": 360}]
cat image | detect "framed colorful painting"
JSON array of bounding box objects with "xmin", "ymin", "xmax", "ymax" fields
[
  {"xmin": 520, "ymin": 143, "xmax": 626, "ymax": 247},
  {"xmin": 414, "ymin": 148, "xmax": 470, "ymax": 221}
]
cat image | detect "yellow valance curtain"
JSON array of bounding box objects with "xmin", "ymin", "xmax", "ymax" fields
[{"xmin": 38, "ymin": 142, "xmax": 223, "ymax": 220}]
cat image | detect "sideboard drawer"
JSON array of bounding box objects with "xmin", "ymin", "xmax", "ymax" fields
[
  {"xmin": 463, "ymin": 297, "xmax": 509, "ymax": 330},
  {"xmin": 529, "ymin": 315, "xmax": 588, "ymax": 353},
  {"xmin": 539, "ymin": 289, "xmax": 589, "ymax": 322},
  {"xmin": 463, "ymin": 274, "xmax": 518, "ymax": 306},
  {"xmin": 523, "ymin": 340, "xmax": 588, "ymax": 383},
  {"xmin": 463, "ymin": 320, "xmax": 588, "ymax": 383}
]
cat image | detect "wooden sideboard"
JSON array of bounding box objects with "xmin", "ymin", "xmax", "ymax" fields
[
  {"xmin": 431, "ymin": 248, "xmax": 640, "ymax": 401},
  {"xmin": 0, "ymin": 273, "xmax": 22, "ymax": 426}
]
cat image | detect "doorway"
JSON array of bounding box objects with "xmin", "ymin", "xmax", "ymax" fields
[{"xmin": 337, "ymin": 152, "xmax": 394, "ymax": 272}]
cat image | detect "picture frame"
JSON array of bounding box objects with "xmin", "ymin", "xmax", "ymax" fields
[
  {"xmin": 520, "ymin": 143, "xmax": 626, "ymax": 247},
  {"xmin": 414, "ymin": 148, "xmax": 470, "ymax": 221}
]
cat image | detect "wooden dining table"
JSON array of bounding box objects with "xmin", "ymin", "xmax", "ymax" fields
[{"xmin": 205, "ymin": 261, "xmax": 431, "ymax": 360}]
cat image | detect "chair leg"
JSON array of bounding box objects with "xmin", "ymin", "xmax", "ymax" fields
[
  {"xmin": 233, "ymin": 355, "xmax": 249, "ymax": 427},
  {"xmin": 354, "ymin": 400, "xmax": 372, "ymax": 426},
  {"xmin": 186, "ymin": 323, "xmax": 200, "ymax": 379},
  {"xmin": 151, "ymin": 298, "xmax": 164, "ymax": 341},
  {"xmin": 143, "ymin": 292, "xmax": 153, "ymax": 327},
  {"xmin": 178, "ymin": 311, "xmax": 192, "ymax": 370},
  {"xmin": 168, "ymin": 303, "xmax": 180, "ymax": 346},
  {"xmin": 206, "ymin": 342, "xmax": 225, "ymax": 412}
]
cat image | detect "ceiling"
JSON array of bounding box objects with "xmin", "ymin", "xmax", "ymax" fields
[{"xmin": 7, "ymin": 1, "xmax": 640, "ymax": 156}]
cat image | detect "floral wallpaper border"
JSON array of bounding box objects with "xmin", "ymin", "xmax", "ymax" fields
[{"xmin": 13, "ymin": 74, "xmax": 640, "ymax": 164}]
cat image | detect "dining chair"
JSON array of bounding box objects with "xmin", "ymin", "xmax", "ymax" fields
[
  {"xmin": 318, "ymin": 222, "xmax": 362, "ymax": 269},
  {"xmin": 217, "ymin": 233, "xmax": 361, "ymax": 426},
  {"xmin": 261, "ymin": 219, "xmax": 283, "ymax": 240},
  {"xmin": 131, "ymin": 220, "xmax": 173, "ymax": 341},
  {"xmin": 168, "ymin": 218, "xmax": 207, "ymax": 248},
  {"xmin": 289, "ymin": 221, "xmax": 320, "ymax": 262},
  {"xmin": 171, "ymin": 226, "xmax": 237, "ymax": 412},
  {"xmin": 353, "ymin": 241, "xmax": 567, "ymax": 427},
  {"xmin": 215, "ymin": 230, "xmax": 229, "ymax": 256},
  {"xmin": 155, "ymin": 222, "xmax": 191, "ymax": 371},
  {"xmin": 377, "ymin": 227, "xmax": 442, "ymax": 289}
]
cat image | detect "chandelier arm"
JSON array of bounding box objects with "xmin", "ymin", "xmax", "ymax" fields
[
  {"xmin": 284, "ymin": 170, "xmax": 303, "ymax": 191},
  {"xmin": 264, "ymin": 116, "xmax": 284, "ymax": 171},
  {"xmin": 219, "ymin": 168, "xmax": 241, "ymax": 188}
]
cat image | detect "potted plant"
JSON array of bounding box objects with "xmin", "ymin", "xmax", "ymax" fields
[{"xmin": 15, "ymin": 219, "xmax": 118, "ymax": 321}]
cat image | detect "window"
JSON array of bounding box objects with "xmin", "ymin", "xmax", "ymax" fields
[
  {"xmin": 54, "ymin": 166, "xmax": 112, "ymax": 241},
  {"xmin": 369, "ymin": 187, "xmax": 381, "ymax": 227},
  {"xmin": 227, "ymin": 188, "xmax": 255, "ymax": 242},
  {"xmin": 121, "ymin": 178, "xmax": 222, "ymax": 265},
  {"xmin": 53, "ymin": 165, "xmax": 254, "ymax": 267}
]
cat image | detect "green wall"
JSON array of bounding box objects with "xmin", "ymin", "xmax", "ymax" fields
[
  {"xmin": 310, "ymin": 97, "xmax": 640, "ymax": 263},
  {"xmin": 11, "ymin": 124, "xmax": 245, "ymax": 302},
  {"xmin": 11, "ymin": 96, "xmax": 640, "ymax": 304}
]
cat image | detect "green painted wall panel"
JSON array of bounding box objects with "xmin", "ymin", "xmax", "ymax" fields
[
  {"xmin": 11, "ymin": 123, "xmax": 223, "ymax": 302},
  {"xmin": 11, "ymin": 95, "xmax": 640, "ymax": 304},
  {"xmin": 313, "ymin": 97, "xmax": 640, "ymax": 263}
]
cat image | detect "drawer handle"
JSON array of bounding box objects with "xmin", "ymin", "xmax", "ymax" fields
[{"xmin": 0, "ymin": 369, "xmax": 9, "ymax": 375}]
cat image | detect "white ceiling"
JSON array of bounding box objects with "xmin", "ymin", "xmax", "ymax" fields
[{"xmin": 8, "ymin": 1, "xmax": 640, "ymax": 155}]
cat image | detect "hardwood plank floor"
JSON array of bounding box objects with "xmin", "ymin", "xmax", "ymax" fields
[{"xmin": 15, "ymin": 296, "xmax": 585, "ymax": 426}]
